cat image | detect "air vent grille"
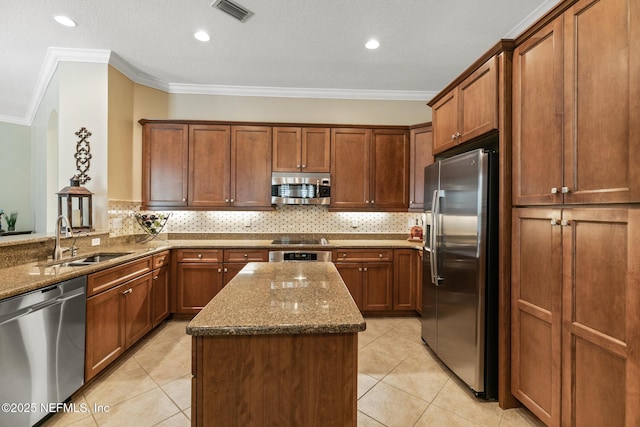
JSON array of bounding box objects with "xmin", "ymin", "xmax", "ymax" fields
[{"xmin": 212, "ymin": 0, "xmax": 254, "ymax": 22}]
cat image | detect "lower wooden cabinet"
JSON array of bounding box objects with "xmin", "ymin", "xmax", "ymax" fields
[
  {"xmin": 85, "ymin": 258, "xmax": 154, "ymax": 382},
  {"xmin": 333, "ymin": 249, "xmax": 396, "ymax": 313},
  {"xmin": 512, "ymin": 207, "xmax": 640, "ymax": 426},
  {"xmin": 151, "ymin": 264, "xmax": 170, "ymax": 327},
  {"xmin": 176, "ymin": 263, "xmax": 224, "ymax": 314},
  {"xmin": 393, "ymin": 249, "xmax": 419, "ymax": 310},
  {"xmin": 175, "ymin": 249, "xmax": 268, "ymax": 314}
]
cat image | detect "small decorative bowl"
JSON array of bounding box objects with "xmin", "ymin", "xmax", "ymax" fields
[{"xmin": 133, "ymin": 212, "xmax": 170, "ymax": 240}]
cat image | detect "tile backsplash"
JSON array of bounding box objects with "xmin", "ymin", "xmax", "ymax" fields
[{"xmin": 109, "ymin": 200, "xmax": 423, "ymax": 238}]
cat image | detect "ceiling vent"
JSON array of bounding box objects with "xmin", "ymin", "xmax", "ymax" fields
[{"xmin": 212, "ymin": 0, "xmax": 254, "ymax": 22}]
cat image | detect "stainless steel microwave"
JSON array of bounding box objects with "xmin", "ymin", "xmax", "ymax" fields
[{"xmin": 271, "ymin": 173, "xmax": 330, "ymax": 205}]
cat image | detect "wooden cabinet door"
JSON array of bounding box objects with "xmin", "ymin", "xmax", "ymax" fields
[
  {"xmin": 409, "ymin": 125, "xmax": 433, "ymax": 211},
  {"xmin": 151, "ymin": 265, "xmax": 170, "ymax": 327},
  {"xmin": 85, "ymin": 283, "xmax": 126, "ymax": 381},
  {"xmin": 563, "ymin": 0, "xmax": 640, "ymax": 204},
  {"xmin": 371, "ymin": 129, "xmax": 409, "ymax": 210},
  {"xmin": 123, "ymin": 272, "xmax": 153, "ymax": 348},
  {"xmin": 176, "ymin": 263, "xmax": 224, "ymax": 314},
  {"xmin": 223, "ymin": 264, "xmax": 245, "ymax": 285},
  {"xmin": 512, "ymin": 17, "xmax": 564, "ymax": 206},
  {"xmin": 189, "ymin": 125, "xmax": 231, "ymax": 207},
  {"xmin": 230, "ymin": 126, "xmax": 272, "ymax": 207},
  {"xmin": 301, "ymin": 128, "xmax": 331, "ymax": 172},
  {"xmin": 272, "ymin": 127, "xmax": 301, "ymax": 172},
  {"xmin": 331, "ymin": 128, "xmax": 371, "ymax": 209},
  {"xmin": 142, "ymin": 123, "xmax": 188, "ymax": 207},
  {"xmin": 458, "ymin": 56, "xmax": 498, "ymax": 143},
  {"xmin": 561, "ymin": 208, "xmax": 640, "ymax": 427},
  {"xmin": 511, "ymin": 208, "xmax": 562, "ymax": 427},
  {"xmin": 334, "ymin": 263, "xmax": 363, "ymax": 311},
  {"xmin": 362, "ymin": 263, "xmax": 393, "ymax": 311},
  {"xmin": 432, "ymin": 89, "xmax": 459, "ymax": 154},
  {"xmin": 393, "ymin": 249, "xmax": 417, "ymax": 310}
]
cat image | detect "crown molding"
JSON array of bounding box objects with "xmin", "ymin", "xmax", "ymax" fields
[
  {"xmin": 15, "ymin": 47, "xmax": 434, "ymax": 125},
  {"xmin": 503, "ymin": 0, "xmax": 560, "ymax": 38},
  {"xmin": 169, "ymin": 82, "xmax": 436, "ymax": 102}
]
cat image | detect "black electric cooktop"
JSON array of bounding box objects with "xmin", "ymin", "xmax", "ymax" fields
[{"xmin": 271, "ymin": 237, "xmax": 324, "ymax": 245}]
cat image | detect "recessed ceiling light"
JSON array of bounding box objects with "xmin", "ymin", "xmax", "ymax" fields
[
  {"xmin": 54, "ymin": 15, "xmax": 77, "ymax": 27},
  {"xmin": 194, "ymin": 31, "xmax": 211, "ymax": 42},
  {"xmin": 365, "ymin": 39, "xmax": 380, "ymax": 50}
]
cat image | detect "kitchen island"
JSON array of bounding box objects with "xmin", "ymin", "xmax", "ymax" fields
[{"xmin": 187, "ymin": 262, "xmax": 366, "ymax": 427}]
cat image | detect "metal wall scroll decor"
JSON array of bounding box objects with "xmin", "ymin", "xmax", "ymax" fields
[{"xmin": 73, "ymin": 127, "xmax": 92, "ymax": 184}]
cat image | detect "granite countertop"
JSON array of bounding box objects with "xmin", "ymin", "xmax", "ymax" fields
[
  {"xmin": 0, "ymin": 238, "xmax": 423, "ymax": 301},
  {"xmin": 187, "ymin": 262, "xmax": 366, "ymax": 336}
]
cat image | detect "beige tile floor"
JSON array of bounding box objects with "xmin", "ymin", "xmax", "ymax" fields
[{"xmin": 43, "ymin": 317, "xmax": 544, "ymax": 427}]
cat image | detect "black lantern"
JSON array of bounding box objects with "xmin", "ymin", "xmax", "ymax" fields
[{"xmin": 57, "ymin": 177, "xmax": 93, "ymax": 231}]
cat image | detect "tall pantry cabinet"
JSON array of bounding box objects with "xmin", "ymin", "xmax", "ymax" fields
[{"xmin": 511, "ymin": 0, "xmax": 640, "ymax": 426}]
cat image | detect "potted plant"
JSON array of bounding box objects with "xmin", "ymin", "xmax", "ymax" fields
[{"xmin": 5, "ymin": 211, "xmax": 17, "ymax": 231}]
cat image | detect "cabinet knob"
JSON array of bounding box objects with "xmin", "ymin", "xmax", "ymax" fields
[
  {"xmin": 550, "ymin": 219, "xmax": 559, "ymax": 226},
  {"xmin": 365, "ymin": 200, "xmax": 369, "ymax": 203},
  {"xmin": 561, "ymin": 187, "xmax": 570, "ymax": 194},
  {"xmin": 153, "ymin": 275, "xmax": 159, "ymax": 280},
  {"xmin": 225, "ymin": 199, "xmax": 229, "ymax": 202},
  {"xmin": 297, "ymin": 164, "xmax": 301, "ymax": 168},
  {"xmin": 451, "ymin": 134, "xmax": 456, "ymax": 140},
  {"xmin": 364, "ymin": 267, "xmax": 368, "ymax": 272},
  {"xmin": 551, "ymin": 187, "xmax": 559, "ymax": 194},
  {"xmin": 224, "ymin": 268, "xmax": 228, "ymax": 272},
  {"xmin": 302, "ymin": 164, "xmax": 306, "ymax": 168},
  {"xmin": 456, "ymin": 132, "xmax": 461, "ymax": 138},
  {"xmin": 358, "ymin": 267, "xmax": 362, "ymax": 272},
  {"xmin": 182, "ymin": 198, "xmax": 186, "ymax": 202},
  {"xmin": 198, "ymin": 254, "xmax": 202, "ymax": 259},
  {"xmin": 371, "ymin": 200, "xmax": 374, "ymax": 204},
  {"xmin": 243, "ymin": 253, "xmax": 248, "ymax": 258},
  {"xmin": 410, "ymin": 200, "xmax": 413, "ymax": 204},
  {"xmin": 379, "ymin": 253, "xmax": 383, "ymax": 258},
  {"xmin": 230, "ymin": 198, "xmax": 234, "ymax": 203},
  {"xmin": 561, "ymin": 219, "xmax": 570, "ymax": 226},
  {"xmin": 122, "ymin": 288, "xmax": 132, "ymax": 295},
  {"xmin": 218, "ymin": 268, "xmax": 222, "ymax": 273}
]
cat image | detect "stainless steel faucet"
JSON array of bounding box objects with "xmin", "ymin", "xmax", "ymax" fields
[{"xmin": 53, "ymin": 215, "xmax": 73, "ymax": 260}]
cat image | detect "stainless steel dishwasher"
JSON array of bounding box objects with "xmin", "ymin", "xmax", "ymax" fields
[{"xmin": 0, "ymin": 276, "xmax": 86, "ymax": 426}]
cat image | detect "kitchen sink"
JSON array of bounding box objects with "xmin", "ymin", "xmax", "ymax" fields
[{"xmin": 39, "ymin": 252, "xmax": 132, "ymax": 267}]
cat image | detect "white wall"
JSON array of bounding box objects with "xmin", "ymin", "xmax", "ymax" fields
[
  {"xmin": 0, "ymin": 122, "xmax": 32, "ymax": 231},
  {"xmin": 57, "ymin": 62, "xmax": 109, "ymax": 230}
]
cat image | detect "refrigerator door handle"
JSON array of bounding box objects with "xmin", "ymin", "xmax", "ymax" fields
[{"xmin": 431, "ymin": 189, "xmax": 444, "ymax": 286}]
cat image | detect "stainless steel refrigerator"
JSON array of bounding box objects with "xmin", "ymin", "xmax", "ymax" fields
[{"xmin": 421, "ymin": 148, "xmax": 498, "ymax": 399}]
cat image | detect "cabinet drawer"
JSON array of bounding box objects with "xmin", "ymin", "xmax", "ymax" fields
[
  {"xmin": 153, "ymin": 250, "xmax": 171, "ymax": 269},
  {"xmin": 224, "ymin": 249, "xmax": 268, "ymax": 262},
  {"xmin": 333, "ymin": 249, "xmax": 393, "ymax": 262},
  {"xmin": 176, "ymin": 249, "xmax": 223, "ymax": 263},
  {"xmin": 87, "ymin": 257, "xmax": 153, "ymax": 297}
]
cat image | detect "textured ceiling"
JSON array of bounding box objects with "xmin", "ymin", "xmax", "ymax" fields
[{"xmin": 1, "ymin": 0, "xmax": 558, "ymax": 124}]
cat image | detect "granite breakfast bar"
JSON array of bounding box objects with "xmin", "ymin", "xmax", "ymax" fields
[{"xmin": 187, "ymin": 261, "xmax": 366, "ymax": 427}]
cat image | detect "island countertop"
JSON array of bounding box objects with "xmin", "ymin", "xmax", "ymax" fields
[{"xmin": 186, "ymin": 262, "xmax": 366, "ymax": 336}]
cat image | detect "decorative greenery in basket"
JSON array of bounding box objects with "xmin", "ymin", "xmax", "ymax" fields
[{"xmin": 133, "ymin": 212, "xmax": 170, "ymax": 240}]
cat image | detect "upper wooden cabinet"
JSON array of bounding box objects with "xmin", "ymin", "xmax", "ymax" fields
[
  {"xmin": 272, "ymin": 127, "xmax": 330, "ymax": 172},
  {"xmin": 430, "ymin": 56, "xmax": 499, "ymax": 154},
  {"xmin": 142, "ymin": 123, "xmax": 188, "ymax": 207},
  {"xmin": 331, "ymin": 128, "xmax": 409, "ymax": 211},
  {"xmin": 512, "ymin": 17, "xmax": 564, "ymax": 206},
  {"xmin": 409, "ymin": 124, "xmax": 433, "ymax": 212},
  {"xmin": 142, "ymin": 122, "xmax": 272, "ymax": 209},
  {"xmin": 513, "ymin": 0, "xmax": 640, "ymax": 205},
  {"xmin": 231, "ymin": 126, "xmax": 273, "ymax": 207}
]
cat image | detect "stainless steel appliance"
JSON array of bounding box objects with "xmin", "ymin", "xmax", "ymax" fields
[
  {"xmin": 0, "ymin": 276, "xmax": 87, "ymax": 426},
  {"xmin": 271, "ymin": 173, "xmax": 330, "ymax": 205},
  {"xmin": 422, "ymin": 148, "xmax": 498, "ymax": 399},
  {"xmin": 269, "ymin": 251, "xmax": 332, "ymax": 262}
]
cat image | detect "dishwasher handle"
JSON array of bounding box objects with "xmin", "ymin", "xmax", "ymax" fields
[{"xmin": 0, "ymin": 286, "xmax": 85, "ymax": 326}]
